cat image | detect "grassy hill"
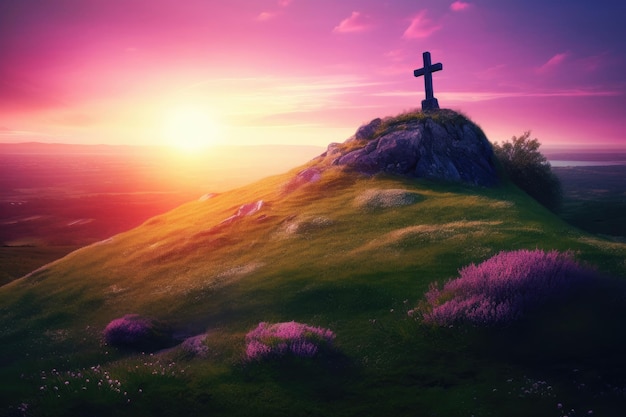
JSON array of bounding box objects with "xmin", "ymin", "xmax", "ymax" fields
[{"xmin": 1, "ymin": 129, "xmax": 625, "ymax": 415}]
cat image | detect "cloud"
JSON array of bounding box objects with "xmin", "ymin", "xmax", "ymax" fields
[
  {"xmin": 257, "ymin": 0, "xmax": 293, "ymax": 22},
  {"xmin": 372, "ymin": 89, "xmax": 621, "ymax": 102},
  {"xmin": 54, "ymin": 113, "xmax": 98, "ymax": 127},
  {"xmin": 384, "ymin": 49, "xmax": 407, "ymax": 62},
  {"xmin": 0, "ymin": 128, "xmax": 45, "ymax": 137},
  {"xmin": 578, "ymin": 52, "xmax": 610, "ymax": 73},
  {"xmin": 536, "ymin": 52, "xmax": 569, "ymax": 74},
  {"xmin": 333, "ymin": 11, "xmax": 374, "ymax": 33},
  {"xmin": 256, "ymin": 11, "xmax": 278, "ymax": 21},
  {"xmin": 450, "ymin": 1, "xmax": 471, "ymax": 12},
  {"xmin": 439, "ymin": 89, "xmax": 622, "ymax": 101},
  {"xmin": 190, "ymin": 75, "xmax": 388, "ymax": 124},
  {"xmin": 403, "ymin": 11, "xmax": 441, "ymax": 39}
]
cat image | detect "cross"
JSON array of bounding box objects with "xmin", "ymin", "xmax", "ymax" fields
[{"xmin": 414, "ymin": 51, "xmax": 443, "ymax": 111}]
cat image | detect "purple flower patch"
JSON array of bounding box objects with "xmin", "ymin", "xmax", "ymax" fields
[
  {"xmin": 414, "ymin": 250, "xmax": 597, "ymax": 326},
  {"xmin": 103, "ymin": 314, "xmax": 172, "ymax": 351},
  {"xmin": 245, "ymin": 321, "xmax": 335, "ymax": 361}
]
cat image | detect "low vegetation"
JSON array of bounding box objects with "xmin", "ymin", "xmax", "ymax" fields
[
  {"xmin": 103, "ymin": 314, "xmax": 173, "ymax": 351},
  {"xmin": 371, "ymin": 109, "xmax": 472, "ymax": 139},
  {"xmin": 245, "ymin": 321, "xmax": 336, "ymax": 360},
  {"xmin": 494, "ymin": 131, "xmax": 562, "ymax": 212},
  {"xmin": 414, "ymin": 249, "xmax": 597, "ymax": 326}
]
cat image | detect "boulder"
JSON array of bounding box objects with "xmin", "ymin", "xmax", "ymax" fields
[
  {"xmin": 326, "ymin": 110, "xmax": 499, "ymax": 187},
  {"xmin": 354, "ymin": 117, "xmax": 382, "ymax": 140}
]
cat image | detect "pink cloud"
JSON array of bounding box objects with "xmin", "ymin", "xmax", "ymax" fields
[
  {"xmin": 258, "ymin": 0, "xmax": 293, "ymax": 21},
  {"xmin": 578, "ymin": 52, "xmax": 610, "ymax": 73},
  {"xmin": 403, "ymin": 11, "xmax": 441, "ymax": 39},
  {"xmin": 536, "ymin": 52, "xmax": 569, "ymax": 73},
  {"xmin": 450, "ymin": 1, "xmax": 471, "ymax": 12},
  {"xmin": 256, "ymin": 11, "xmax": 277, "ymax": 21},
  {"xmin": 373, "ymin": 89, "xmax": 620, "ymax": 101},
  {"xmin": 333, "ymin": 11, "xmax": 373, "ymax": 33},
  {"xmin": 384, "ymin": 49, "xmax": 407, "ymax": 62}
]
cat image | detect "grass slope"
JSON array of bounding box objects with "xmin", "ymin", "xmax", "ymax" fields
[{"xmin": 1, "ymin": 163, "xmax": 625, "ymax": 416}]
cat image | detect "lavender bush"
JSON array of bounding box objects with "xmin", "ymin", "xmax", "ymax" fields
[
  {"xmin": 414, "ymin": 250, "xmax": 597, "ymax": 326},
  {"xmin": 103, "ymin": 314, "xmax": 172, "ymax": 350},
  {"xmin": 245, "ymin": 321, "xmax": 335, "ymax": 361}
]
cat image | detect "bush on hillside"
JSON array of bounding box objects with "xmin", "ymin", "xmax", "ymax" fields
[
  {"xmin": 493, "ymin": 132, "xmax": 562, "ymax": 211},
  {"xmin": 103, "ymin": 314, "xmax": 173, "ymax": 351},
  {"xmin": 412, "ymin": 250, "xmax": 596, "ymax": 326},
  {"xmin": 245, "ymin": 321, "xmax": 335, "ymax": 361}
]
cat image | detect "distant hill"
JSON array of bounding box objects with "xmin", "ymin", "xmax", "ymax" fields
[{"xmin": 1, "ymin": 111, "xmax": 625, "ymax": 416}]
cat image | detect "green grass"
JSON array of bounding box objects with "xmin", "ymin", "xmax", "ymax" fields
[
  {"xmin": 0, "ymin": 164, "xmax": 625, "ymax": 416},
  {"xmin": 372, "ymin": 108, "xmax": 475, "ymax": 138},
  {"xmin": 0, "ymin": 246, "xmax": 79, "ymax": 286}
]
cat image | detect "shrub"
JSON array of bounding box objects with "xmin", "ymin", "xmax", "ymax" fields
[
  {"xmin": 245, "ymin": 321, "xmax": 335, "ymax": 361},
  {"xmin": 103, "ymin": 314, "xmax": 172, "ymax": 351},
  {"xmin": 493, "ymin": 131, "xmax": 562, "ymax": 211},
  {"xmin": 414, "ymin": 250, "xmax": 596, "ymax": 326}
]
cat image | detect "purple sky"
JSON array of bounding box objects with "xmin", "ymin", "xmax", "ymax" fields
[{"xmin": 0, "ymin": 0, "xmax": 624, "ymax": 150}]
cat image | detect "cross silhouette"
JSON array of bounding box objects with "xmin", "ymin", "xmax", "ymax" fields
[{"xmin": 414, "ymin": 51, "xmax": 443, "ymax": 111}]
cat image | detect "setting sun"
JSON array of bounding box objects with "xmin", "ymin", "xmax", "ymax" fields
[{"xmin": 162, "ymin": 106, "xmax": 221, "ymax": 151}]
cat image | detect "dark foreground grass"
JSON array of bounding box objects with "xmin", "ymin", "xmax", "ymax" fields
[
  {"xmin": 15, "ymin": 286, "xmax": 626, "ymax": 417},
  {"xmin": 0, "ymin": 166, "xmax": 625, "ymax": 416},
  {"xmin": 554, "ymin": 165, "xmax": 626, "ymax": 239},
  {"xmin": 0, "ymin": 246, "xmax": 79, "ymax": 286}
]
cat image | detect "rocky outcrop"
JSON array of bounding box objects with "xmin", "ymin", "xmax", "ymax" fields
[
  {"xmin": 282, "ymin": 167, "xmax": 322, "ymax": 194},
  {"xmin": 320, "ymin": 110, "xmax": 499, "ymax": 187},
  {"xmin": 220, "ymin": 200, "xmax": 264, "ymax": 225}
]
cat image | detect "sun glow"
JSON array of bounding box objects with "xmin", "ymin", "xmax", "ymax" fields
[{"xmin": 162, "ymin": 106, "xmax": 221, "ymax": 151}]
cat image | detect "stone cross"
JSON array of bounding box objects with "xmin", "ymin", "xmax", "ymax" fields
[{"xmin": 414, "ymin": 51, "xmax": 443, "ymax": 111}]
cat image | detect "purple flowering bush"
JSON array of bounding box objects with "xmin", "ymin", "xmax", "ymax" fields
[
  {"xmin": 245, "ymin": 321, "xmax": 336, "ymax": 361},
  {"xmin": 414, "ymin": 250, "xmax": 597, "ymax": 326},
  {"xmin": 103, "ymin": 314, "xmax": 172, "ymax": 350}
]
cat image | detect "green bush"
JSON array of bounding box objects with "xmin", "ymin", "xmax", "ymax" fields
[{"xmin": 493, "ymin": 131, "xmax": 562, "ymax": 211}]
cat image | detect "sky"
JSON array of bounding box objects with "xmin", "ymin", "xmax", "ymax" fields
[{"xmin": 0, "ymin": 0, "xmax": 625, "ymax": 151}]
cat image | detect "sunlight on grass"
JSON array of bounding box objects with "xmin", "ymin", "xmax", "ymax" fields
[{"xmin": 0, "ymin": 158, "xmax": 625, "ymax": 416}]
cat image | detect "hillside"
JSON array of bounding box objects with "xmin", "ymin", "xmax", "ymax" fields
[
  {"xmin": 1, "ymin": 111, "xmax": 625, "ymax": 416},
  {"xmin": 0, "ymin": 143, "xmax": 323, "ymax": 284}
]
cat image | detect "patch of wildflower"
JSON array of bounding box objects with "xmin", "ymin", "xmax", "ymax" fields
[
  {"xmin": 245, "ymin": 321, "xmax": 335, "ymax": 361},
  {"xmin": 412, "ymin": 250, "xmax": 596, "ymax": 326},
  {"xmin": 35, "ymin": 354, "xmax": 185, "ymax": 406},
  {"xmin": 556, "ymin": 402, "xmax": 594, "ymax": 417},
  {"xmin": 37, "ymin": 366, "xmax": 125, "ymax": 401},
  {"xmin": 103, "ymin": 314, "xmax": 172, "ymax": 350},
  {"xmin": 503, "ymin": 376, "xmax": 556, "ymax": 399}
]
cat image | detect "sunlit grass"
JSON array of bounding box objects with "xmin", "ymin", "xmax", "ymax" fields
[{"xmin": 0, "ymin": 164, "xmax": 625, "ymax": 416}]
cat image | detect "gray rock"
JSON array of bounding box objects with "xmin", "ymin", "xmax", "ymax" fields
[
  {"xmin": 329, "ymin": 111, "xmax": 498, "ymax": 187},
  {"xmin": 355, "ymin": 118, "xmax": 382, "ymax": 140}
]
